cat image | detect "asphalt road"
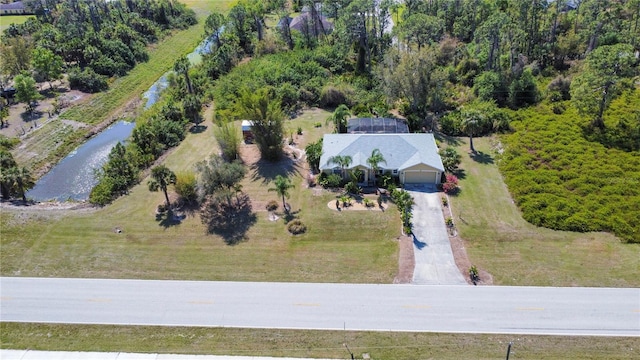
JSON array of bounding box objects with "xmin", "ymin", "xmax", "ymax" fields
[{"xmin": 1, "ymin": 277, "xmax": 638, "ymax": 336}]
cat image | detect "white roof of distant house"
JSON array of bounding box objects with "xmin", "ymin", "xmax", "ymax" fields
[
  {"xmin": 0, "ymin": 1, "xmax": 25, "ymax": 11},
  {"xmin": 319, "ymin": 133, "xmax": 444, "ymax": 172}
]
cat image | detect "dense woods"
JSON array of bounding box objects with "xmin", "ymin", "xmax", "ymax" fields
[
  {"xmin": 2, "ymin": 0, "xmax": 638, "ymax": 242},
  {"xmin": 1, "ymin": 0, "xmax": 196, "ymax": 92}
]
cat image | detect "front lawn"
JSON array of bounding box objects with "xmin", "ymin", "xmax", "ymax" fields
[{"xmin": 0, "ymin": 109, "xmax": 399, "ymax": 283}]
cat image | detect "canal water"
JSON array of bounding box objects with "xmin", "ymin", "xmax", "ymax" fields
[{"xmin": 27, "ymin": 34, "xmax": 217, "ymax": 202}]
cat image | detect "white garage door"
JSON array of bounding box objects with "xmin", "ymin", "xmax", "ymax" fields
[{"xmin": 404, "ymin": 171, "xmax": 437, "ymax": 184}]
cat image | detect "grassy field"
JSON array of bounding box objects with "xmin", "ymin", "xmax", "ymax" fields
[
  {"xmin": 440, "ymin": 136, "xmax": 640, "ymax": 287},
  {"xmin": 0, "ymin": 15, "xmax": 33, "ymax": 32},
  {"xmin": 2, "ymin": 323, "xmax": 638, "ymax": 360},
  {"xmin": 1, "ymin": 109, "xmax": 399, "ymax": 283}
]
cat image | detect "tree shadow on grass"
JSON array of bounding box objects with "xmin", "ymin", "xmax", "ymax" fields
[
  {"xmin": 250, "ymin": 153, "xmax": 302, "ymax": 184},
  {"xmin": 469, "ymin": 150, "xmax": 494, "ymax": 164},
  {"xmin": 281, "ymin": 208, "xmax": 301, "ymax": 224},
  {"xmin": 435, "ymin": 133, "xmax": 463, "ymax": 147},
  {"xmin": 453, "ymin": 168, "xmax": 467, "ymax": 180},
  {"xmin": 202, "ymin": 193, "xmax": 257, "ymax": 245},
  {"xmin": 156, "ymin": 210, "xmax": 185, "ymax": 229}
]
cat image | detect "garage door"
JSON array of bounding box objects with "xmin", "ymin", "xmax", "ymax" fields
[{"xmin": 403, "ymin": 170, "xmax": 437, "ymax": 184}]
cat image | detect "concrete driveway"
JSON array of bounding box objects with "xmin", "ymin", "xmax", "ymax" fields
[{"xmin": 405, "ymin": 184, "xmax": 467, "ymax": 285}]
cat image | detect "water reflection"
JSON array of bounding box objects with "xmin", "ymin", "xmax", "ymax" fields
[
  {"xmin": 27, "ymin": 121, "xmax": 135, "ymax": 201},
  {"xmin": 29, "ymin": 32, "xmax": 220, "ymax": 201}
]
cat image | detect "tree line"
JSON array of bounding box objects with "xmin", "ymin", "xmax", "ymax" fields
[{"xmin": 1, "ymin": 0, "xmax": 196, "ymax": 93}]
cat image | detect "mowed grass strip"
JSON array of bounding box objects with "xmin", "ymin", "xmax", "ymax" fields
[
  {"xmin": 0, "ymin": 109, "xmax": 399, "ymax": 283},
  {"xmin": 1, "ymin": 323, "xmax": 638, "ymax": 360},
  {"xmin": 443, "ymin": 136, "xmax": 640, "ymax": 287}
]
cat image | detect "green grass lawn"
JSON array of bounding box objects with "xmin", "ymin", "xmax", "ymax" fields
[
  {"xmin": 441, "ymin": 135, "xmax": 640, "ymax": 287},
  {"xmin": 1, "ymin": 108, "xmax": 399, "ymax": 283},
  {"xmin": 2, "ymin": 323, "xmax": 638, "ymax": 360},
  {"xmin": 0, "ymin": 15, "xmax": 33, "ymax": 32}
]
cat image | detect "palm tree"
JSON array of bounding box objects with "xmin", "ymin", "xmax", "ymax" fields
[
  {"xmin": 3, "ymin": 166, "xmax": 34, "ymax": 202},
  {"xmin": 14, "ymin": 166, "xmax": 33, "ymax": 202},
  {"xmin": 326, "ymin": 104, "xmax": 351, "ymax": 133},
  {"xmin": 461, "ymin": 108, "xmax": 485, "ymax": 153},
  {"xmin": 173, "ymin": 56, "xmax": 193, "ymax": 95},
  {"xmin": 148, "ymin": 165, "xmax": 177, "ymax": 209},
  {"xmin": 268, "ymin": 175, "xmax": 295, "ymax": 213},
  {"xmin": 328, "ymin": 155, "xmax": 353, "ymax": 180},
  {"xmin": 366, "ymin": 148, "xmax": 386, "ymax": 185}
]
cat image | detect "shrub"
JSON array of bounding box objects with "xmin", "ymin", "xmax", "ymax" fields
[
  {"xmin": 547, "ymin": 76, "xmax": 571, "ymax": 102},
  {"xmin": 266, "ymin": 200, "xmax": 279, "ymax": 211},
  {"xmin": 364, "ymin": 198, "xmax": 375, "ymax": 207},
  {"xmin": 89, "ymin": 177, "xmax": 115, "ymax": 206},
  {"xmin": 344, "ymin": 180, "xmax": 361, "ymax": 195},
  {"xmin": 68, "ymin": 67, "xmax": 108, "ymax": 93},
  {"xmin": 314, "ymin": 122, "xmax": 322, "ymax": 128},
  {"xmin": 339, "ymin": 195, "xmax": 352, "ymax": 207},
  {"xmin": 319, "ymin": 173, "xmax": 342, "ymax": 188},
  {"xmin": 442, "ymin": 196, "xmax": 448, "ymax": 207},
  {"xmin": 442, "ymin": 174, "xmax": 459, "ymax": 194},
  {"xmin": 287, "ymin": 219, "xmax": 307, "ymax": 235},
  {"xmin": 440, "ymin": 147, "xmax": 462, "ymax": 172},
  {"xmin": 297, "ymin": 127, "xmax": 303, "ymax": 135},
  {"xmin": 320, "ymin": 83, "xmax": 355, "ymax": 107},
  {"xmin": 174, "ymin": 171, "xmax": 197, "ymax": 204}
]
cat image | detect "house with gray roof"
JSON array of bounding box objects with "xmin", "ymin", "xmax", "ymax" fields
[
  {"xmin": 319, "ymin": 133, "xmax": 444, "ymax": 185},
  {"xmin": 0, "ymin": 1, "xmax": 27, "ymax": 15}
]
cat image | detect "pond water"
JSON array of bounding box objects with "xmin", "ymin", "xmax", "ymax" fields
[
  {"xmin": 27, "ymin": 121, "xmax": 135, "ymax": 201},
  {"xmin": 29, "ymin": 33, "xmax": 218, "ymax": 202}
]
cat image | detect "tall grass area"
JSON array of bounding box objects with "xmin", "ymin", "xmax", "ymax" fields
[
  {"xmin": 443, "ymin": 136, "xmax": 639, "ymax": 287},
  {"xmin": 0, "ymin": 110, "xmax": 399, "ymax": 283}
]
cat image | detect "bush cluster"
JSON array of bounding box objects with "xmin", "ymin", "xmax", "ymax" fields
[
  {"xmin": 287, "ymin": 219, "xmax": 307, "ymax": 235},
  {"xmin": 90, "ymin": 100, "xmax": 187, "ymax": 205},
  {"xmin": 500, "ymin": 105, "xmax": 640, "ymax": 243},
  {"xmin": 318, "ymin": 173, "xmax": 342, "ymax": 188}
]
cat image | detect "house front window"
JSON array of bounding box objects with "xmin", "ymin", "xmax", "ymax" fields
[{"xmin": 392, "ymin": 169, "xmax": 398, "ymax": 175}]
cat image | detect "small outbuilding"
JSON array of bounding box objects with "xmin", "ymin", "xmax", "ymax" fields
[
  {"xmin": 241, "ymin": 120, "xmax": 253, "ymax": 143},
  {"xmin": 319, "ymin": 133, "xmax": 444, "ymax": 185}
]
